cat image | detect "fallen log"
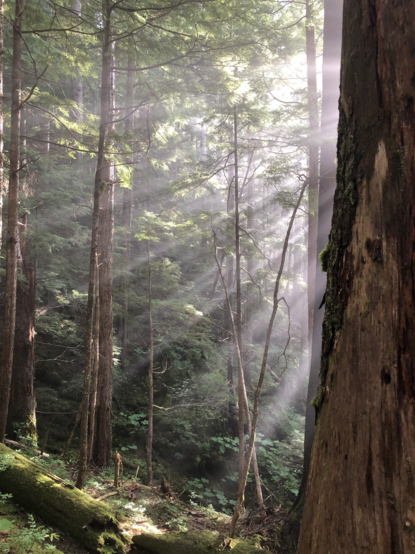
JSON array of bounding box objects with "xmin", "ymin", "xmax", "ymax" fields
[
  {"xmin": 132, "ymin": 530, "xmax": 262, "ymax": 553},
  {"xmin": 5, "ymin": 438, "xmax": 49, "ymax": 458},
  {"xmin": 0, "ymin": 443, "xmax": 127, "ymax": 553}
]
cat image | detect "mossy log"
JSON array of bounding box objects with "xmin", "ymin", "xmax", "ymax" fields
[
  {"xmin": 0, "ymin": 443, "xmax": 127, "ymax": 553},
  {"xmin": 132, "ymin": 530, "xmax": 262, "ymax": 553}
]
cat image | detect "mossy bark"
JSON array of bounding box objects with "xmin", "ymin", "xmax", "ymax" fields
[
  {"xmin": 132, "ymin": 530, "xmax": 262, "ymax": 554},
  {"xmin": 0, "ymin": 444, "xmax": 127, "ymax": 553},
  {"xmin": 298, "ymin": 1, "xmax": 415, "ymax": 552}
]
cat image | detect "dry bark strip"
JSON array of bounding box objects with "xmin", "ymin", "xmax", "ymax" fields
[{"xmin": 0, "ymin": 444, "xmax": 127, "ymax": 553}]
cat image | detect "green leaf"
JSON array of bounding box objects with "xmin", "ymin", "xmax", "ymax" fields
[{"xmin": 0, "ymin": 519, "xmax": 13, "ymax": 532}]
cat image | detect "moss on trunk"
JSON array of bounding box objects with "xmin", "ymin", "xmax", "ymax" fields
[
  {"xmin": 132, "ymin": 530, "xmax": 262, "ymax": 554},
  {"xmin": 0, "ymin": 443, "xmax": 127, "ymax": 553}
]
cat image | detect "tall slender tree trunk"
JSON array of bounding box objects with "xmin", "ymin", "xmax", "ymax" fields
[
  {"xmin": 0, "ymin": 0, "xmax": 4, "ymax": 266},
  {"xmin": 94, "ymin": 11, "xmax": 115, "ymax": 468},
  {"xmin": 76, "ymin": 0, "xmax": 111, "ymax": 485},
  {"xmin": 224, "ymin": 125, "xmax": 236, "ymax": 433},
  {"xmin": 306, "ymin": 0, "xmax": 319, "ymax": 354},
  {"xmin": 72, "ymin": 0, "xmax": 83, "ymax": 164},
  {"xmin": 88, "ymin": 259, "xmax": 99, "ymax": 464},
  {"xmin": 229, "ymin": 178, "xmax": 308, "ymax": 537},
  {"xmin": 146, "ymin": 241, "xmax": 154, "ymax": 485},
  {"xmin": 6, "ymin": 214, "xmax": 36, "ymax": 441},
  {"xmin": 234, "ymin": 107, "xmax": 245, "ymax": 480},
  {"xmin": 298, "ymin": 1, "xmax": 415, "ymax": 552},
  {"xmin": 294, "ymin": 0, "xmax": 343, "ymax": 515},
  {"xmin": 119, "ymin": 51, "xmax": 133, "ymax": 369},
  {"xmin": 233, "ymin": 107, "xmax": 263, "ymax": 508},
  {"xmin": 0, "ymin": 0, "xmax": 23, "ymax": 442}
]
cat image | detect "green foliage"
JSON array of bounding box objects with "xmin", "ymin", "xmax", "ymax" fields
[
  {"xmin": 1, "ymin": 0, "xmax": 319, "ymax": 518},
  {"xmin": 0, "ymin": 514, "xmax": 59, "ymax": 554}
]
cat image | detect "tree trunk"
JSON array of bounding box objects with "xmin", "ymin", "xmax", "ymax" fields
[
  {"xmin": 298, "ymin": 1, "xmax": 415, "ymax": 552},
  {"xmin": 0, "ymin": 0, "xmax": 22, "ymax": 442},
  {"xmin": 229, "ymin": 178, "xmax": 308, "ymax": 537},
  {"xmin": 233, "ymin": 108, "xmax": 263, "ymax": 507},
  {"xmin": 119, "ymin": 51, "xmax": 133, "ymax": 370},
  {"xmin": 72, "ymin": 0, "xmax": 83, "ymax": 163},
  {"xmin": 0, "ymin": 444, "xmax": 126, "ymax": 553},
  {"xmin": 77, "ymin": 0, "xmax": 111, "ymax": 483},
  {"xmin": 94, "ymin": 6, "xmax": 115, "ymax": 468},
  {"xmin": 88, "ymin": 260, "xmax": 100, "ymax": 464},
  {"xmin": 146, "ymin": 241, "xmax": 154, "ymax": 485},
  {"xmin": 132, "ymin": 530, "xmax": 262, "ymax": 554},
  {"xmin": 291, "ymin": 0, "xmax": 343, "ymax": 519},
  {"xmin": 6, "ymin": 214, "xmax": 37, "ymax": 442},
  {"xmin": 0, "ymin": 0, "xmax": 4, "ymax": 267},
  {"xmin": 306, "ymin": 0, "xmax": 319, "ymax": 355},
  {"xmin": 234, "ymin": 106, "xmax": 245, "ymax": 481}
]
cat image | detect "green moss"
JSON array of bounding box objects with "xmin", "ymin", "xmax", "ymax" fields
[
  {"xmin": 311, "ymin": 385, "xmax": 324, "ymax": 415},
  {"xmin": 132, "ymin": 530, "xmax": 262, "ymax": 553},
  {"xmin": 317, "ymin": 104, "xmax": 362, "ymax": 414},
  {"xmin": 0, "ymin": 444, "xmax": 127, "ymax": 553},
  {"xmin": 319, "ymin": 243, "xmax": 330, "ymax": 273}
]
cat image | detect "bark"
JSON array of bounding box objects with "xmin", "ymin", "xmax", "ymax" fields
[
  {"xmin": 306, "ymin": 0, "xmax": 319, "ymax": 354},
  {"xmin": 0, "ymin": 0, "xmax": 22, "ymax": 442},
  {"xmin": 94, "ymin": 3, "xmax": 114, "ymax": 468},
  {"xmin": 291, "ymin": 0, "xmax": 343, "ymax": 518},
  {"xmin": 0, "ymin": 444, "xmax": 126, "ymax": 553},
  {"xmin": 132, "ymin": 530, "xmax": 262, "ymax": 554},
  {"xmin": 298, "ymin": 1, "xmax": 415, "ymax": 552},
  {"xmin": 77, "ymin": 0, "xmax": 111, "ymax": 483},
  {"xmin": 6, "ymin": 214, "xmax": 37, "ymax": 441},
  {"xmin": 146, "ymin": 241, "xmax": 154, "ymax": 485}
]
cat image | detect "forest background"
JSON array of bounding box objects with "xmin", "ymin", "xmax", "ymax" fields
[{"xmin": 0, "ymin": 0, "xmax": 342, "ymax": 538}]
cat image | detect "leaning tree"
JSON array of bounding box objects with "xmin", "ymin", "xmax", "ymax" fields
[{"xmin": 298, "ymin": 1, "xmax": 415, "ymax": 552}]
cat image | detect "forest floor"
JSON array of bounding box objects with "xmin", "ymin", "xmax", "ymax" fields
[{"xmin": 0, "ymin": 445, "xmax": 288, "ymax": 553}]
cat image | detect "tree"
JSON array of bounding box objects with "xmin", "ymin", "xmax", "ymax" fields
[
  {"xmin": 305, "ymin": 0, "xmax": 319, "ymax": 352},
  {"xmin": 298, "ymin": 1, "xmax": 415, "ymax": 551},
  {"xmin": 0, "ymin": 0, "xmax": 4, "ymax": 260},
  {"xmin": 0, "ymin": 0, "xmax": 23, "ymax": 442},
  {"xmin": 76, "ymin": 0, "xmax": 112, "ymax": 486},
  {"xmin": 6, "ymin": 214, "xmax": 37, "ymax": 441},
  {"xmin": 93, "ymin": 1, "xmax": 115, "ymax": 469},
  {"xmin": 292, "ymin": 0, "xmax": 343, "ymax": 514}
]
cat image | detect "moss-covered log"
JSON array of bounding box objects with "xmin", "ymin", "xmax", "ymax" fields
[
  {"xmin": 132, "ymin": 530, "xmax": 262, "ymax": 553},
  {"xmin": 0, "ymin": 443, "xmax": 127, "ymax": 553}
]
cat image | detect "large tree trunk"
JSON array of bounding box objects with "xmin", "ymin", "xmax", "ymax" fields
[
  {"xmin": 0, "ymin": 444, "xmax": 126, "ymax": 553},
  {"xmin": 292, "ymin": 0, "xmax": 343, "ymax": 517},
  {"xmin": 94, "ymin": 7, "xmax": 115, "ymax": 468},
  {"xmin": 6, "ymin": 214, "xmax": 37, "ymax": 441},
  {"xmin": 298, "ymin": 1, "xmax": 415, "ymax": 552},
  {"xmin": 0, "ymin": 0, "xmax": 22, "ymax": 442}
]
